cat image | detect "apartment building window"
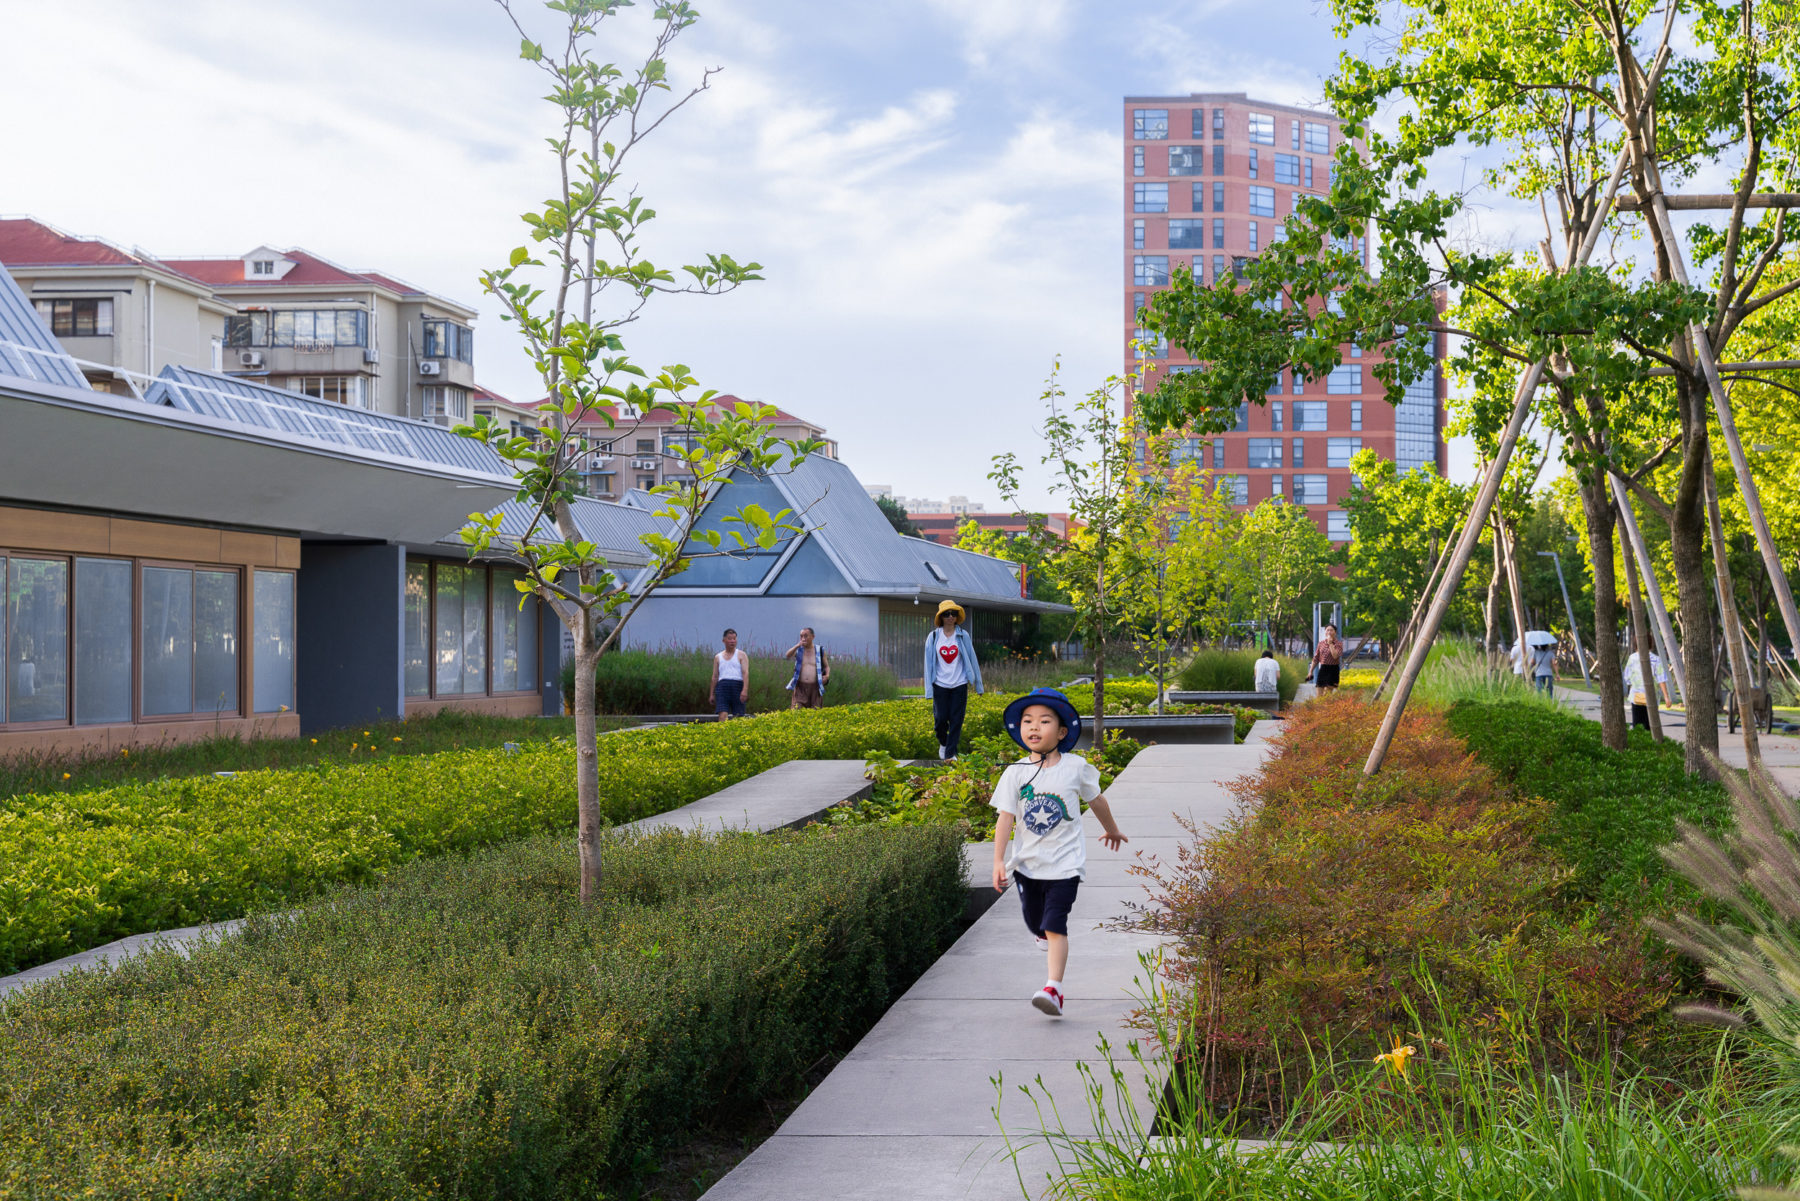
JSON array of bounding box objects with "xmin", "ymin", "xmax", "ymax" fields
[
  {"xmin": 1270, "ymin": 474, "xmax": 1284, "ymax": 497},
  {"xmin": 1232, "ymin": 401, "xmax": 1251, "ymax": 431},
  {"xmin": 1167, "ymin": 219, "xmax": 1205, "ymax": 249},
  {"xmin": 251, "ymin": 259, "xmax": 276, "ymax": 276},
  {"xmin": 1212, "ymin": 145, "xmax": 1225, "ymax": 173},
  {"xmin": 1292, "ymin": 437, "xmax": 1305, "ymax": 467},
  {"xmin": 1133, "ymin": 108, "xmax": 1169, "ymax": 139},
  {"xmin": 1291, "ymin": 119, "xmax": 1301, "ymax": 149},
  {"xmin": 1212, "ymin": 108, "xmax": 1225, "ymax": 136},
  {"xmin": 1133, "ymin": 291, "xmax": 1146, "ymax": 317},
  {"xmin": 1274, "ymin": 153, "xmax": 1301, "ymax": 185},
  {"xmin": 1212, "ymin": 439, "xmax": 1224, "ymax": 469},
  {"xmin": 1291, "ymin": 370, "xmax": 1305, "ymax": 395},
  {"xmin": 637, "ymin": 476, "xmax": 656, "ymax": 490},
  {"xmin": 1211, "ymin": 219, "xmax": 1225, "ymax": 249},
  {"xmin": 1247, "ymin": 438, "xmax": 1282, "ymax": 469},
  {"xmin": 1191, "ymin": 109, "xmax": 1206, "ymax": 138},
  {"xmin": 1190, "ymin": 182, "xmax": 1206, "ymax": 211},
  {"xmin": 225, "ymin": 309, "xmax": 368, "ymax": 349},
  {"xmin": 1326, "ymin": 365, "xmax": 1362, "ymax": 394},
  {"xmin": 1248, "ymin": 148, "xmax": 1259, "ymax": 178},
  {"xmin": 33, "ymin": 298, "xmax": 113, "ymax": 337},
  {"xmin": 1169, "ymin": 145, "xmax": 1203, "ymax": 175},
  {"xmin": 1133, "ymin": 256, "xmax": 1170, "ymax": 286},
  {"xmin": 1305, "ymin": 121, "xmax": 1331, "ymax": 154},
  {"xmin": 1133, "ymin": 182, "xmax": 1168, "ymax": 212},
  {"xmin": 1212, "ymin": 182, "xmax": 1225, "ymax": 212},
  {"xmin": 1248, "ymin": 186, "xmax": 1275, "ymax": 217},
  {"xmin": 1294, "ymin": 401, "xmax": 1328, "ymax": 430},
  {"xmin": 1225, "ymin": 475, "xmax": 1249, "ymax": 505},
  {"xmin": 421, "ymin": 385, "xmax": 469, "ymax": 422},
  {"xmin": 1248, "ymin": 112, "xmax": 1274, "ymax": 144},
  {"xmin": 1351, "ymin": 401, "xmax": 1363, "ymax": 430},
  {"xmin": 421, "ymin": 319, "xmax": 474, "ymax": 363},
  {"xmin": 588, "ymin": 471, "xmax": 617, "ymax": 496},
  {"xmin": 1212, "ymin": 254, "xmax": 1226, "ymax": 283},
  {"xmin": 1270, "ymin": 399, "xmax": 1284, "ymax": 429},
  {"xmin": 1294, "ymin": 474, "xmax": 1328, "ymax": 505},
  {"xmin": 1132, "ymin": 219, "xmax": 1145, "ymax": 250},
  {"xmin": 1305, "ymin": 159, "xmax": 1314, "ymax": 188},
  {"xmin": 1133, "ymin": 328, "xmax": 1166, "ymax": 359},
  {"xmin": 1248, "ymin": 221, "xmax": 1259, "ymax": 253},
  {"xmin": 1328, "ymin": 510, "xmax": 1352, "ymax": 541},
  {"xmin": 1328, "ymin": 437, "xmax": 1363, "ymax": 467},
  {"xmin": 284, "ymin": 376, "xmax": 370, "ymax": 409}
]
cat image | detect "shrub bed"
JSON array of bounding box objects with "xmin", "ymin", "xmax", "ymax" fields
[
  {"xmin": 1142, "ymin": 693, "xmax": 1674, "ymax": 1129},
  {"xmin": 1444, "ymin": 700, "xmax": 1732, "ymax": 915},
  {"xmin": 0, "ymin": 823, "xmax": 966, "ymax": 1197},
  {"xmin": 0, "ymin": 697, "xmax": 1009, "ymax": 976},
  {"xmin": 1177, "ymin": 648, "xmax": 1304, "ymax": 703},
  {"xmin": 570, "ymin": 648, "xmax": 899, "ymax": 714}
]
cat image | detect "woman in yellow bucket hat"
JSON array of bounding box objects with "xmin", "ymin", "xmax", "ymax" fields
[{"xmin": 924, "ymin": 599, "xmax": 983, "ymax": 758}]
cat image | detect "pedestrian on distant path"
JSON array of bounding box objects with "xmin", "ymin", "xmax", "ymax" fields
[
  {"xmin": 1530, "ymin": 641, "xmax": 1557, "ymax": 695},
  {"xmin": 1254, "ymin": 648, "xmax": 1281, "ymax": 694},
  {"xmin": 990, "ymin": 687, "xmax": 1128, "ymax": 1018},
  {"xmin": 1311, "ymin": 624, "xmax": 1343, "ymax": 691},
  {"xmin": 711, "ymin": 628, "xmax": 749, "ymax": 720},
  {"xmin": 924, "ymin": 599, "xmax": 983, "ymax": 759},
  {"xmin": 783, "ymin": 627, "xmax": 830, "ymax": 709},
  {"xmin": 1623, "ymin": 648, "xmax": 1668, "ymax": 730}
]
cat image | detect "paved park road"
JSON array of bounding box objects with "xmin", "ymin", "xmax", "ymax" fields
[{"xmin": 702, "ymin": 733, "xmax": 1273, "ymax": 1201}]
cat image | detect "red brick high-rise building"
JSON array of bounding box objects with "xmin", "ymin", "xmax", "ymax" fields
[{"xmin": 1122, "ymin": 93, "xmax": 1446, "ymax": 542}]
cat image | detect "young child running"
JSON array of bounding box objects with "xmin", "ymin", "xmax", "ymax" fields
[{"xmin": 990, "ymin": 687, "xmax": 1128, "ymax": 1016}]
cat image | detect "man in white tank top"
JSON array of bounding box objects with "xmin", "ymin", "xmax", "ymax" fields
[{"xmin": 710, "ymin": 628, "xmax": 749, "ymax": 719}]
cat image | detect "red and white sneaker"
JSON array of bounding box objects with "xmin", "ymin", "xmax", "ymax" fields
[
  {"xmin": 1032, "ymin": 935, "xmax": 1049, "ymax": 951},
  {"xmin": 1031, "ymin": 985, "xmax": 1065, "ymax": 1016}
]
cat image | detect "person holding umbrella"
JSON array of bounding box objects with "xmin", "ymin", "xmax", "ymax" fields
[{"xmin": 1523, "ymin": 631, "xmax": 1559, "ymax": 695}]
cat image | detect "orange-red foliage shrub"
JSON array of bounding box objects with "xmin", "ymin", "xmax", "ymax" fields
[{"xmin": 1138, "ymin": 694, "xmax": 1673, "ymax": 1124}]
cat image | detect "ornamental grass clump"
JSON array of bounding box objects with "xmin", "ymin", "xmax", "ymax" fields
[
  {"xmin": 1176, "ymin": 648, "xmax": 1304, "ymax": 703},
  {"xmin": 1134, "ymin": 693, "xmax": 1674, "ymax": 1130},
  {"xmin": 0, "ymin": 823, "xmax": 965, "ymax": 1198}
]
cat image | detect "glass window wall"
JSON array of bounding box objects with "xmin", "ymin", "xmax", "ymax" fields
[{"xmin": 253, "ymin": 570, "xmax": 296, "ymax": 714}]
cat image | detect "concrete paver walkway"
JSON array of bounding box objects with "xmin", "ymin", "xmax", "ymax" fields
[
  {"xmin": 0, "ymin": 759, "xmax": 879, "ymax": 1001},
  {"xmin": 1553, "ymin": 684, "xmax": 1800, "ymax": 794},
  {"xmin": 702, "ymin": 739, "xmax": 1267, "ymax": 1201}
]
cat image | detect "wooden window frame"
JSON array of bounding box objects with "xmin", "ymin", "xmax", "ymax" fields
[{"xmin": 408, "ymin": 558, "xmax": 537, "ymax": 702}]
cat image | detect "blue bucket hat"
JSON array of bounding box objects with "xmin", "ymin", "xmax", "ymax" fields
[{"xmin": 1003, "ymin": 687, "xmax": 1083, "ymax": 754}]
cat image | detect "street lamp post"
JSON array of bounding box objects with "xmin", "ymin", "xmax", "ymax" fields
[{"xmin": 1537, "ymin": 550, "xmax": 1591, "ymax": 683}]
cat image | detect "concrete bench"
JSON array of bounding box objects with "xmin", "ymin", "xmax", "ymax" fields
[
  {"xmin": 1168, "ymin": 689, "xmax": 1281, "ymax": 713},
  {"xmin": 1077, "ymin": 711, "xmax": 1236, "ymax": 746}
]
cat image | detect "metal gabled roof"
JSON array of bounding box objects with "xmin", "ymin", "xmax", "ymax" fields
[
  {"xmin": 464, "ymin": 495, "xmax": 666, "ymax": 563},
  {"xmin": 899, "ymin": 535, "xmax": 1032, "ymax": 606},
  {"xmin": 146, "ymin": 366, "xmax": 509, "ymax": 478},
  {"xmin": 778, "ymin": 455, "xmax": 924, "ymax": 591},
  {"xmin": 0, "ymin": 263, "xmax": 88, "ymax": 390}
]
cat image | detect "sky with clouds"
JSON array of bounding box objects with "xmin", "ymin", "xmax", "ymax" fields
[{"xmin": 0, "ymin": 0, "xmax": 1500, "ymax": 509}]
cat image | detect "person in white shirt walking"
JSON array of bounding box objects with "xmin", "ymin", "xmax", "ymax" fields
[
  {"xmin": 1254, "ymin": 648, "xmax": 1281, "ymax": 694},
  {"xmin": 710, "ymin": 628, "xmax": 749, "ymax": 720},
  {"xmin": 990, "ymin": 687, "xmax": 1128, "ymax": 1017},
  {"xmin": 923, "ymin": 599, "xmax": 983, "ymax": 759}
]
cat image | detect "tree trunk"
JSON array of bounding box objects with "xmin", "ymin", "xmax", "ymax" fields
[
  {"xmin": 1579, "ymin": 476, "xmax": 1628, "ymax": 750},
  {"xmin": 1667, "ymin": 460, "xmax": 1721, "ymax": 774},
  {"xmin": 1705, "ymin": 463, "xmax": 1761, "ymax": 764},
  {"xmin": 1092, "ymin": 635, "xmax": 1106, "ymax": 748},
  {"xmin": 571, "ymin": 615, "xmax": 603, "ymax": 904},
  {"xmin": 1500, "ymin": 517, "xmax": 1529, "ymax": 678},
  {"xmin": 1483, "ymin": 519, "xmax": 1503, "ymax": 672},
  {"xmin": 1621, "ymin": 531, "xmax": 1665, "ymax": 741}
]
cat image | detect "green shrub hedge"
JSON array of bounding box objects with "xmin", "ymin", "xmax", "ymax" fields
[
  {"xmin": 0, "ymin": 823, "xmax": 966, "ymax": 1197},
  {"xmin": 1176, "ymin": 648, "xmax": 1304, "ymax": 703},
  {"xmin": 568, "ymin": 648, "xmax": 899, "ymax": 714},
  {"xmin": 1445, "ymin": 700, "xmax": 1731, "ymax": 914},
  {"xmin": 0, "ymin": 697, "xmax": 1009, "ymax": 976}
]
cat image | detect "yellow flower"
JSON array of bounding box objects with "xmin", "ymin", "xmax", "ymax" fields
[
  {"xmin": 310, "ymin": 738, "xmax": 318, "ymax": 745},
  {"xmin": 363, "ymin": 731, "xmax": 371, "ymax": 737},
  {"xmin": 62, "ymin": 773, "xmax": 71, "ymax": 781},
  {"xmin": 351, "ymin": 743, "xmax": 358, "ymax": 752},
  {"xmin": 393, "ymin": 737, "xmax": 402, "ymax": 743},
  {"xmin": 1373, "ymin": 1038, "xmax": 1417, "ymax": 1078},
  {"xmin": 278, "ymin": 705, "xmax": 289, "ymax": 713}
]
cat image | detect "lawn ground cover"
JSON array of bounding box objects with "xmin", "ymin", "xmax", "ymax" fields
[
  {"xmin": 0, "ymin": 709, "xmax": 627, "ymax": 802},
  {"xmin": 0, "ymin": 697, "xmax": 1010, "ymax": 976},
  {"xmin": 0, "ymin": 822, "xmax": 966, "ymax": 1199},
  {"xmin": 1445, "ymin": 700, "xmax": 1732, "ymax": 915}
]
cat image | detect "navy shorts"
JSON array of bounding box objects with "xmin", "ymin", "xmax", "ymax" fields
[
  {"xmin": 1014, "ymin": 872, "xmax": 1080, "ymax": 938},
  {"xmin": 714, "ymin": 679, "xmax": 746, "ymax": 717}
]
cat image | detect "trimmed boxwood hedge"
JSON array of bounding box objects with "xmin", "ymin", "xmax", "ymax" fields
[
  {"xmin": 0, "ymin": 823, "xmax": 967, "ymax": 1198},
  {"xmin": 0, "ymin": 697, "xmax": 1009, "ymax": 976}
]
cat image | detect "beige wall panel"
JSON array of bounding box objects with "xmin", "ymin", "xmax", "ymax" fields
[
  {"xmin": 219, "ymin": 530, "xmax": 279, "ymax": 566},
  {"xmin": 110, "ymin": 518, "xmax": 222, "ymax": 562},
  {"xmin": 0, "ymin": 506, "xmax": 111, "ymax": 554},
  {"xmin": 275, "ymin": 538, "xmax": 301, "ymax": 569}
]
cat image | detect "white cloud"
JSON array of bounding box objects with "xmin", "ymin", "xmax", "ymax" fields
[{"xmin": 922, "ymin": 0, "xmax": 1071, "ymax": 69}]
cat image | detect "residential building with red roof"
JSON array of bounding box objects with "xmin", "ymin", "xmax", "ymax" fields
[
  {"xmin": 0, "ymin": 217, "xmax": 479, "ymax": 420},
  {"xmin": 567, "ymin": 396, "xmax": 836, "ymax": 500}
]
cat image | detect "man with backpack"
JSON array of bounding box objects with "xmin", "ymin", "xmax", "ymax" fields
[{"xmin": 784, "ymin": 627, "xmax": 830, "ymax": 709}]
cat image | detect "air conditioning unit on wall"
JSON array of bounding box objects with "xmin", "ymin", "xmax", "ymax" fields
[
  {"xmin": 238, "ymin": 351, "xmax": 263, "ymax": 367},
  {"xmin": 418, "ymin": 360, "xmax": 441, "ymax": 376}
]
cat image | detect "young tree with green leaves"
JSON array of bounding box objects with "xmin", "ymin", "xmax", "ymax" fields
[
  {"xmin": 1228, "ymin": 497, "xmax": 1334, "ymax": 651},
  {"xmin": 1340, "ymin": 449, "xmax": 1478, "ymax": 647},
  {"xmin": 455, "ymin": 0, "xmax": 817, "ymax": 902}
]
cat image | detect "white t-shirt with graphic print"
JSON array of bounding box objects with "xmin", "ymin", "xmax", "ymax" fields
[
  {"xmin": 990, "ymin": 753, "xmax": 1103, "ymax": 881},
  {"xmin": 933, "ymin": 632, "xmax": 968, "ymax": 689}
]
